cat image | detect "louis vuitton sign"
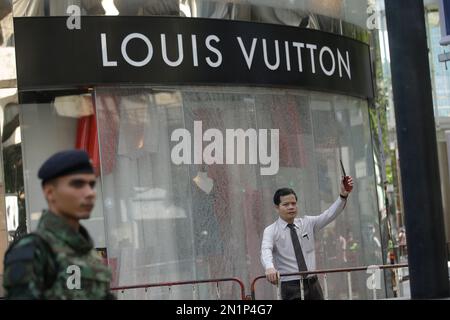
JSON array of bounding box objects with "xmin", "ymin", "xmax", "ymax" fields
[{"xmin": 14, "ymin": 16, "xmax": 373, "ymax": 98}]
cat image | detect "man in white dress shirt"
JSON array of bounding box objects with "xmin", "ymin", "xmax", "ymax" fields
[{"xmin": 261, "ymin": 176, "xmax": 354, "ymax": 300}]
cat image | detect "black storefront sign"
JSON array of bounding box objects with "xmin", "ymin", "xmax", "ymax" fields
[{"xmin": 14, "ymin": 16, "xmax": 373, "ymax": 99}]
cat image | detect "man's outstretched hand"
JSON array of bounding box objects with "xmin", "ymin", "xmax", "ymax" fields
[{"xmin": 340, "ymin": 176, "xmax": 354, "ymax": 197}]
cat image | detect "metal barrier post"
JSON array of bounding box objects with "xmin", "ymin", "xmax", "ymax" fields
[
  {"xmin": 276, "ymin": 280, "xmax": 281, "ymax": 300},
  {"xmin": 397, "ymin": 267, "xmax": 405, "ymax": 297},
  {"xmin": 372, "ymin": 282, "xmax": 377, "ymax": 300},
  {"xmin": 192, "ymin": 284, "xmax": 196, "ymax": 300},
  {"xmin": 323, "ymin": 274, "xmax": 329, "ymax": 300},
  {"xmin": 215, "ymin": 282, "xmax": 221, "ymax": 300},
  {"xmin": 300, "ymin": 277, "xmax": 304, "ymax": 300},
  {"xmin": 347, "ymin": 272, "xmax": 353, "ymax": 300},
  {"xmin": 394, "ymin": 268, "xmax": 401, "ymax": 297},
  {"xmin": 368, "ymin": 267, "xmax": 377, "ymax": 300}
]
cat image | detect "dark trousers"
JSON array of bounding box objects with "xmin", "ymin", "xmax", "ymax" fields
[{"xmin": 281, "ymin": 276, "xmax": 324, "ymax": 300}]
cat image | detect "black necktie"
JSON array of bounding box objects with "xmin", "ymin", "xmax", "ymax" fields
[{"xmin": 287, "ymin": 223, "xmax": 308, "ymax": 272}]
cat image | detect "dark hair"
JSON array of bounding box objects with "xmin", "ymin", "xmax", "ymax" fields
[{"xmin": 273, "ymin": 188, "xmax": 298, "ymax": 206}]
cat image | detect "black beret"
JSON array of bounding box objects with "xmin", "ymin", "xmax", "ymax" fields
[{"xmin": 38, "ymin": 149, "xmax": 94, "ymax": 184}]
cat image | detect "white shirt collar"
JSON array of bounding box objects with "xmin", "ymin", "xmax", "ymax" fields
[{"xmin": 277, "ymin": 217, "xmax": 301, "ymax": 230}]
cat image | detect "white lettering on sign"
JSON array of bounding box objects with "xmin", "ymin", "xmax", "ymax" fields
[{"xmin": 100, "ymin": 33, "xmax": 352, "ymax": 79}]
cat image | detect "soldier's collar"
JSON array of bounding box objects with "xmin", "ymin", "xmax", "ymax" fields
[{"xmin": 38, "ymin": 210, "xmax": 94, "ymax": 253}]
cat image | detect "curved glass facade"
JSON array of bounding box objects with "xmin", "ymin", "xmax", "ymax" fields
[
  {"xmin": 93, "ymin": 86, "xmax": 381, "ymax": 299},
  {"xmin": 17, "ymin": 84, "xmax": 383, "ymax": 299}
]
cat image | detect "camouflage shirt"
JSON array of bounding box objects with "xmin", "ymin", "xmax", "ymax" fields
[{"xmin": 3, "ymin": 210, "xmax": 114, "ymax": 299}]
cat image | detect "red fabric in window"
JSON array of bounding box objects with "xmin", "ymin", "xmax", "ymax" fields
[
  {"xmin": 75, "ymin": 116, "xmax": 91, "ymax": 151},
  {"xmin": 75, "ymin": 113, "xmax": 100, "ymax": 176},
  {"xmin": 87, "ymin": 111, "xmax": 100, "ymax": 176},
  {"xmin": 75, "ymin": 95, "xmax": 120, "ymax": 176},
  {"xmin": 97, "ymin": 96, "xmax": 120, "ymax": 175}
]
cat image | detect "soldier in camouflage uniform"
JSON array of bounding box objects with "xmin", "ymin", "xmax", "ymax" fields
[{"xmin": 3, "ymin": 149, "xmax": 114, "ymax": 299}]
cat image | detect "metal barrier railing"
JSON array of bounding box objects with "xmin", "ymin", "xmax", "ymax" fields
[
  {"xmin": 109, "ymin": 264, "xmax": 408, "ymax": 300},
  {"xmin": 111, "ymin": 277, "xmax": 248, "ymax": 300},
  {"xmin": 250, "ymin": 263, "xmax": 408, "ymax": 300}
]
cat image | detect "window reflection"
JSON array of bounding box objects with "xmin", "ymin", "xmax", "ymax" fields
[
  {"xmin": 9, "ymin": 0, "xmax": 370, "ymax": 39},
  {"xmin": 0, "ymin": 96, "xmax": 26, "ymax": 244}
]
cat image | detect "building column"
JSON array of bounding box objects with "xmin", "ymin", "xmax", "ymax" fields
[{"xmin": 385, "ymin": 0, "xmax": 450, "ymax": 298}]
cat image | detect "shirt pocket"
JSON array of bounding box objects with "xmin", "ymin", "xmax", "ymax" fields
[{"xmin": 300, "ymin": 233, "xmax": 314, "ymax": 253}]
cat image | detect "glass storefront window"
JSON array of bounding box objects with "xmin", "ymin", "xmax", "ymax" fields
[
  {"xmin": 427, "ymin": 9, "xmax": 450, "ymax": 118},
  {"xmin": 18, "ymin": 93, "xmax": 107, "ymax": 248},
  {"xmin": 1, "ymin": 0, "xmax": 15, "ymax": 298},
  {"xmin": 94, "ymin": 86, "xmax": 383, "ymax": 299},
  {"xmin": 0, "ymin": 88, "xmax": 18, "ymax": 298}
]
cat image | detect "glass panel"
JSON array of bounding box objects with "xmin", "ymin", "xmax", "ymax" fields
[
  {"xmin": 427, "ymin": 10, "xmax": 450, "ymax": 118},
  {"xmin": 18, "ymin": 94, "xmax": 106, "ymax": 247},
  {"xmin": 0, "ymin": 0, "xmax": 16, "ymax": 295},
  {"xmin": 0, "ymin": 87, "xmax": 18, "ymax": 298},
  {"xmin": 1, "ymin": 97, "xmax": 24, "ymax": 243},
  {"xmin": 95, "ymin": 86, "xmax": 382, "ymax": 299},
  {"xmin": 333, "ymin": 95, "xmax": 386, "ymax": 298},
  {"xmin": 95, "ymin": 88, "xmax": 195, "ymax": 298},
  {"xmin": 0, "ymin": 1, "xmax": 17, "ymax": 247}
]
